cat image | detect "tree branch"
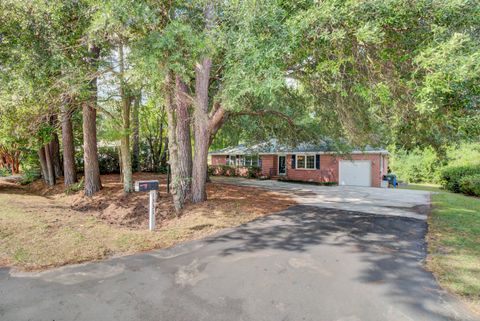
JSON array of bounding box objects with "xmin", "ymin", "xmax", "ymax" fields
[{"xmin": 232, "ymin": 109, "xmax": 295, "ymax": 127}]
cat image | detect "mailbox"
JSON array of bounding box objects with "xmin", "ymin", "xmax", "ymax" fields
[
  {"xmin": 134, "ymin": 180, "xmax": 159, "ymax": 231},
  {"xmin": 134, "ymin": 180, "xmax": 159, "ymax": 192}
]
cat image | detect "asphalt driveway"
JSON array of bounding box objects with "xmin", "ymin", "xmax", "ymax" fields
[{"xmin": 1, "ymin": 181, "xmax": 477, "ymax": 321}]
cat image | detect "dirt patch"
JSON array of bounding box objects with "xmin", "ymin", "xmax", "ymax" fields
[
  {"xmin": 0, "ymin": 173, "xmax": 296, "ymax": 270},
  {"xmin": 41, "ymin": 173, "xmax": 295, "ymax": 229},
  {"xmin": 0, "ymin": 177, "xmax": 25, "ymax": 192}
]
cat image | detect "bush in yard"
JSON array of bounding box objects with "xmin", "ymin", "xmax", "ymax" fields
[
  {"xmin": 223, "ymin": 166, "xmax": 236, "ymax": 177},
  {"xmin": 440, "ymin": 165, "xmax": 480, "ymax": 193},
  {"xmin": 0, "ymin": 167, "xmax": 11, "ymax": 177},
  {"xmin": 98, "ymin": 147, "xmax": 120, "ymax": 174},
  {"xmin": 247, "ymin": 166, "xmax": 262, "ymax": 179},
  {"xmin": 208, "ymin": 165, "xmax": 235, "ymax": 176},
  {"xmin": 445, "ymin": 142, "xmax": 480, "ymax": 167},
  {"xmin": 459, "ymin": 174, "xmax": 480, "ymax": 197},
  {"xmin": 207, "ymin": 165, "xmax": 216, "ymax": 176},
  {"xmin": 209, "ymin": 165, "xmax": 260, "ymax": 178},
  {"xmin": 65, "ymin": 177, "xmax": 85, "ymax": 195},
  {"xmin": 390, "ymin": 147, "xmax": 441, "ymax": 183},
  {"xmin": 19, "ymin": 168, "xmax": 41, "ymax": 185}
]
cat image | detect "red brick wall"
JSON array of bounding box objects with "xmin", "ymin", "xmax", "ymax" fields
[
  {"xmin": 212, "ymin": 155, "xmax": 227, "ymax": 165},
  {"xmin": 284, "ymin": 154, "xmax": 336, "ymax": 183},
  {"xmin": 382, "ymin": 155, "xmax": 389, "ymax": 176},
  {"xmin": 261, "ymin": 155, "xmax": 277, "ymax": 176},
  {"xmin": 284, "ymin": 153, "xmax": 386, "ymax": 187}
]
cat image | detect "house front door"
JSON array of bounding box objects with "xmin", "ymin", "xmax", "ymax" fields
[{"xmin": 278, "ymin": 155, "xmax": 286, "ymax": 175}]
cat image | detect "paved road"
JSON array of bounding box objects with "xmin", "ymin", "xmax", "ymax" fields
[{"xmin": 0, "ymin": 180, "xmax": 477, "ymax": 321}]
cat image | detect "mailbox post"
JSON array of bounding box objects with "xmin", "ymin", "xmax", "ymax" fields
[{"xmin": 134, "ymin": 180, "xmax": 159, "ymax": 231}]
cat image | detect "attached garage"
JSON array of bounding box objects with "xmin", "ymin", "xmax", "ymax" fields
[{"xmin": 339, "ymin": 160, "xmax": 372, "ymax": 187}]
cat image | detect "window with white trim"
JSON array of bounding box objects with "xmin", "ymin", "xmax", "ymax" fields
[
  {"xmin": 297, "ymin": 155, "xmax": 305, "ymax": 168},
  {"xmin": 245, "ymin": 155, "xmax": 259, "ymax": 167},
  {"xmin": 295, "ymin": 154, "xmax": 316, "ymax": 169},
  {"xmin": 306, "ymin": 155, "xmax": 315, "ymax": 169},
  {"xmin": 227, "ymin": 155, "xmax": 259, "ymax": 167}
]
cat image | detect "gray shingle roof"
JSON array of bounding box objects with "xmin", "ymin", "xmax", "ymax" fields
[{"xmin": 209, "ymin": 139, "xmax": 388, "ymax": 155}]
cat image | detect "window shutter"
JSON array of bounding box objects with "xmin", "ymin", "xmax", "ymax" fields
[
  {"xmin": 316, "ymin": 154, "xmax": 320, "ymax": 169},
  {"xmin": 291, "ymin": 155, "xmax": 296, "ymax": 169}
]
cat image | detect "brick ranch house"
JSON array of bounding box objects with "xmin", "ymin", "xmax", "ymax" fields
[{"xmin": 209, "ymin": 141, "xmax": 389, "ymax": 187}]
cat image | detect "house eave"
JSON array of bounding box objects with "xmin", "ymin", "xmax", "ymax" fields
[{"xmin": 209, "ymin": 150, "xmax": 390, "ymax": 156}]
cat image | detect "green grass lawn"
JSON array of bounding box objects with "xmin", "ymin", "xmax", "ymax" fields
[{"xmin": 401, "ymin": 184, "xmax": 480, "ymax": 311}]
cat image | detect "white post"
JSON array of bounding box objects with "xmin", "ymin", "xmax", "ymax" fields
[{"xmin": 149, "ymin": 190, "xmax": 156, "ymax": 231}]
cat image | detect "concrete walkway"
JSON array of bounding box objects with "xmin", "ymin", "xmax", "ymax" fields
[{"xmin": 212, "ymin": 177, "xmax": 431, "ymax": 220}]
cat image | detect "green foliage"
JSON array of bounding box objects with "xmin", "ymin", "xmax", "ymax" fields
[
  {"xmin": 0, "ymin": 168, "xmax": 11, "ymax": 177},
  {"xmin": 445, "ymin": 142, "xmax": 480, "ymax": 167},
  {"xmin": 391, "ymin": 142, "xmax": 480, "ymax": 184},
  {"xmin": 440, "ymin": 165, "xmax": 480, "ymax": 193},
  {"xmin": 288, "ymin": 0, "xmax": 480, "ymax": 149},
  {"xmin": 2, "ymin": 0, "xmax": 480, "ymax": 180},
  {"xmin": 207, "ymin": 165, "xmax": 215, "ymax": 177},
  {"xmin": 75, "ymin": 146, "xmax": 120, "ymax": 175},
  {"xmin": 137, "ymin": 99, "xmax": 167, "ymax": 172},
  {"xmin": 247, "ymin": 167, "xmax": 262, "ymax": 179},
  {"xmin": 223, "ymin": 166, "xmax": 236, "ymax": 177},
  {"xmin": 459, "ymin": 174, "xmax": 480, "ymax": 197},
  {"xmin": 208, "ymin": 165, "xmax": 262, "ymax": 178},
  {"xmin": 65, "ymin": 178, "xmax": 84, "ymax": 195},
  {"xmin": 390, "ymin": 147, "xmax": 441, "ymax": 183},
  {"xmin": 19, "ymin": 149, "xmax": 41, "ymax": 173},
  {"xmin": 98, "ymin": 147, "xmax": 120, "ymax": 174},
  {"xmin": 19, "ymin": 168, "xmax": 41, "ymax": 185}
]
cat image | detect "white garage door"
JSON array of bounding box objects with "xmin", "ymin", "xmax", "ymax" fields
[{"xmin": 339, "ymin": 160, "xmax": 371, "ymax": 187}]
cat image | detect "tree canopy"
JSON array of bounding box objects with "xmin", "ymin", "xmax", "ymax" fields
[{"xmin": 0, "ymin": 0, "xmax": 478, "ymax": 203}]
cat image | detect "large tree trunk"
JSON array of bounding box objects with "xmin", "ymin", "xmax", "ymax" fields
[
  {"xmin": 166, "ymin": 73, "xmax": 192, "ymax": 212},
  {"xmin": 119, "ymin": 44, "xmax": 133, "ymax": 193},
  {"xmin": 191, "ymin": 58, "xmax": 212, "ymax": 203},
  {"xmin": 83, "ymin": 45, "xmax": 102, "ymax": 196},
  {"xmin": 44, "ymin": 144, "xmax": 56, "ymax": 186},
  {"xmin": 120, "ymin": 123, "xmax": 132, "ymax": 191},
  {"xmin": 61, "ymin": 103, "xmax": 77, "ymax": 186},
  {"xmin": 132, "ymin": 95, "xmax": 140, "ymax": 173},
  {"xmin": 175, "ymin": 76, "xmax": 192, "ymax": 178},
  {"xmin": 50, "ymin": 132, "xmax": 63, "ymax": 178},
  {"xmin": 191, "ymin": 2, "xmax": 215, "ymax": 203},
  {"xmin": 37, "ymin": 146, "xmax": 48, "ymax": 184}
]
